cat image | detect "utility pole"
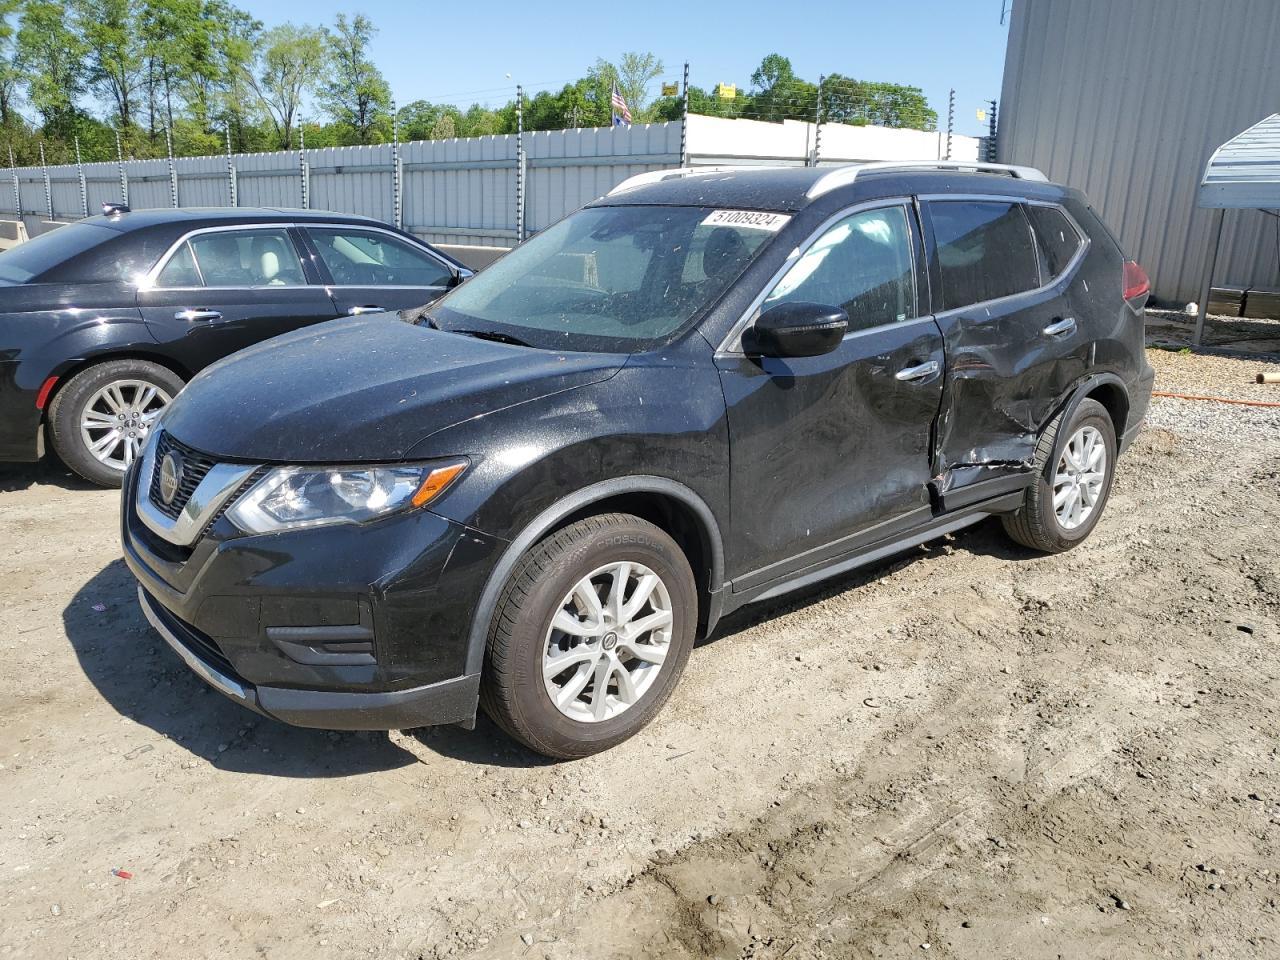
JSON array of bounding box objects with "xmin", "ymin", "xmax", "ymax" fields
[
  {"xmin": 987, "ymin": 99, "xmax": 999, "ymax": 162},
  {"xmin": 165, "ymin": 126, "xmax": 178, "ymax": 207},
  {"xmin": 225, "ymin": 125, "xmax": 237, "ymax": 207},
  {"xmin": 391, "ymin": 99, "xmax": 403, "ymax": 229},
  {"xmin": 515, "ymin": 84, "xmax": 525, "ymax": 243},
  {"xmin": 8, "ymin": 144, "xmax": 19, "ymax": 217},
  {"xmin": 810, "ymin": 75, "xmax": 825, "ymax": 167},
  {"xmin": 75, "ymin": 136, "xmax": 87, "ymax": 219},
  {"xmin": 679, "ymin": 60, "xmax": 690, "ymax": 167},
  {"xmin": 945, "ymin": 88, "xmax": 956, "ymax": 160},
  {"xmin": 298, "ymin": 120, "xmax": 309, "ymax": 210},
  {"xmin": 115, "ymin": 130, "xmax": 129, "ymax": 207},
  {"xmin": 39, "ymin": 141, "xmax": 52, "ymax": 220}
]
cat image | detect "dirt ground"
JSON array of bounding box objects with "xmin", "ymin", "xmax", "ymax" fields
[{"xmin": 2, "ymin": 349, "xmax": 1279, "ymax": 960}]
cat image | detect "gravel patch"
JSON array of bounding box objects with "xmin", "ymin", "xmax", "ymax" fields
[{"xmin": 1142, "ymin": 347, "xmax": 1280, "ymax": 437}]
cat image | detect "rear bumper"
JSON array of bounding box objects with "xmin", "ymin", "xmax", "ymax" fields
[
  {"xmin": 1120, "ymin": 362, "xmax": 1156, "ymax": 455},
  {"xmin": 138, "ymin": 584, "xmax": 481, "ymax": 729}
]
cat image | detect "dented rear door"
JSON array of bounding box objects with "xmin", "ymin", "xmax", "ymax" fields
[{"xmin": 923, "ymin": 197, "xmax": 1089, "ymax": 501}]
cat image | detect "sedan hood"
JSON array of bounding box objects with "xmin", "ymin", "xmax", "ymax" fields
[{"xmin": 160, "ymin": 315, "xmax": 625, "ymax": 461}]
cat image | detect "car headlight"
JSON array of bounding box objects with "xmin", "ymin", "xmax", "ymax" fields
[{"xmin": 226, "ymin": 459, "xmax": 467, "ymax": 534}]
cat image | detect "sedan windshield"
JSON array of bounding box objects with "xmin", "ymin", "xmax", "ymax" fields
[{"xmin": 432, "ymin": 205, "xmax": 782, "ymax": 352}]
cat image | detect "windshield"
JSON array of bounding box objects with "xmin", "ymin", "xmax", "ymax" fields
[
  {"xmin": 432, "ymin": 205, "xmax": 782, "ymax": 352},
  {"xmin": 0, "ymin": 222, "xmax": 117, "ymax": 283}
]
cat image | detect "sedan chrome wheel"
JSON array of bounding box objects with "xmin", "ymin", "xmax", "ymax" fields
[
  {"xmin": 79, "ymin": 379, "xmax": 172, "ymax": 471},
  {"xmin": 542, "ymin": 561, "xmax": 673, "ymax": 723},
  {"xmin": 1053, "ymin": 425, "xmax": 1107, "ymax": 530}
]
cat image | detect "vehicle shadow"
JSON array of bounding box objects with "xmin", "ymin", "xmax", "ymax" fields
[
  {"xmin": 64, "ymin": 560, "xmax": 420, "ymax": 777},
  {"xmin": 700, "ymin": 517, "xmax": 1035, "ymax": 647},
  {"xmin": 0, "ymin": 458, "xmax": 97, "ymax": 493}
]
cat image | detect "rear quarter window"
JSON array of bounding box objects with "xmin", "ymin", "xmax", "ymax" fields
[
  {"xmin": 0, "ymin": 222, "xmax": 121, "ymax": 283},
  {"xmin": 1025, "ymin": 204, "xmax": 1084, "ymax": 278},
  {"xmin": 930, "ymin": 200, "xmax": 1040, "ymax": 311}
]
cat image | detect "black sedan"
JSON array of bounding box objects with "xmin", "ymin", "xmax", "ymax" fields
[{"xmin": 0, "ymin": 206, "xmax": 471, "ymax": 485}]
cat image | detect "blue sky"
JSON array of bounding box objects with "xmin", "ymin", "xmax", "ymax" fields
[{"xmin": 259, "ymin": 0, "xmax": 1011, "ymax": 137}]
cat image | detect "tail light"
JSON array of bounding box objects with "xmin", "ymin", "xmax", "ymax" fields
[{"xmin": 1123, "ymin": 260, "xmax": 1150, "ymax": 301}]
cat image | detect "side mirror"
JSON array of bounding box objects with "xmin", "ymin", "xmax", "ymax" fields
[{"xmin": 744, "ymin": 301, "xmax": 848, "ymax": 358}]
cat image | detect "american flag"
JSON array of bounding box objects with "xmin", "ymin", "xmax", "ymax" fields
[{"xmin": 611, "ymin": 83, "xmax": 632, "ymax": 125}]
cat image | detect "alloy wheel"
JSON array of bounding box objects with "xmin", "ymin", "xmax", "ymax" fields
[
  {"xmin": 1053, "ymin": 424, "xmax": 1107, "ymax": 530},
  {"xmin": 79, "ymin": 379, "xmax": 172, "ymax": 471},
  {"xmin": 542, "ymin": 561, "xmax": 674, "ymax": 723}
]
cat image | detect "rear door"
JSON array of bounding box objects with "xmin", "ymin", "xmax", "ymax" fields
[
  {"xmin": 923, "ymin": 196, "xmax": 1089, "ymax": 503},
  {"xmin": 716, "ymin": 200, "xmax": 945, "ymax": 592},
  {"xmin": 137, "ymin": 226, "xmax": 339, "ymax": 371},
  {"xmin": 300, "ymin": 225, "xmax": 456, "ymax": 316}
]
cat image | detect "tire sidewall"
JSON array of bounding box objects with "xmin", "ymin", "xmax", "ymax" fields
[
  {"xmin": 501, "ymin": 521, "xmax": 697, "ymax": 756},
  {"xmin": 1039, "ymin": 399, "xmax": 1117, "ymax": 548},
  {"xmin": 48, "ymin": 360, "xmax": 185, "ymax": 487}
]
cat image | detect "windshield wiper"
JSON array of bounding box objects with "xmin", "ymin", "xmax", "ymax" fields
[{"xmin": 449, "ymin": 328, "xmax": 534, "ymax": 348}]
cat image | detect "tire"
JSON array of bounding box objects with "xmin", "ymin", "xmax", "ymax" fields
[
  {"xmin": 480, "ymin": 513, "xmax": 698, "ymax": 760},
  {"xmin": 1002, "ymin": 397, "xmax": 1117, "ymax": 553},
  {"xmin": 47, "ymin": 359, "xmax": 185, "ymax": 488}
]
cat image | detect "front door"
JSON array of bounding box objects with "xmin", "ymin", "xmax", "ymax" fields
[
  {"xmin": 300, "ymin": 225, "xmax": 456, "ymax": 317},
  {"xmin": 716, "ymin": 201, "xmax": 944, "ymax": 593},
  {"xmin": 138, "ymin": 226, "xmax": 339, "ymax": 372}
]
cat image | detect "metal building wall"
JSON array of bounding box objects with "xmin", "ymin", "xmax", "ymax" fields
[{"xmin": 999, "ymin": 0, "xmax": 1280, "ymax": 303}]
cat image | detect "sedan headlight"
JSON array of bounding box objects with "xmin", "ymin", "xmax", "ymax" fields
[{"xmin": 227, "ymin": 460, "xmax": 467, "ymax": 534}]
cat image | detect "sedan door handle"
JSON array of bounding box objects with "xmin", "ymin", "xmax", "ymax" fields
[
  {"xmin": 895, "ymin": 360, "xmax": 940, "ymax": 382},
  {"xmin": 347, "ymin": 305, "xmax": 384, "ymax": 316},
  {"xmin": 1043, "ymin": 316, "xmax": 1077, "ymax": 337},
  {"xmin": 175, "ymin": 309, "xmax": 221, "ymax": 322}
]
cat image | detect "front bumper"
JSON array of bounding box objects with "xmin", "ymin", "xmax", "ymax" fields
[
  {"xmin": 122, "ymin": 456, "xmax": 503, "ymax": 730},
  {"xmin": 137, "ymin": 586, "xmax": 480, "ymax": 729}
]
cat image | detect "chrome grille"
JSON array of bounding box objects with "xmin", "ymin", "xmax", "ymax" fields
[{"xmin": 148, "ymin": 431, "xmax": 219, "ymax": 520}]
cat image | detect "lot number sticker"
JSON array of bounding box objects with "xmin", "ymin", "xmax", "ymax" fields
[{"xmin": 701, "ymin": 210, "xmax": 791, "ymax": 232}]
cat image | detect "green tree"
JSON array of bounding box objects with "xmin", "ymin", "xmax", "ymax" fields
[
  {"xmin": 74, "ymin": 0, "xmax": 144, "ymax": 130},
  {"xmin": 821, "ymin": 74, "xmax": 936, "ymax": 130},
  {"xmin": 745, "ymin": 53, "xmax": 815, "ymax": 122},
  {"xmin": 16, "ymin": 0, "xmax": 87, "ymax": 133},
  {"xmin": 245, "ymin": 22, "xmax": 326, "ymax": 149},
  {"xmin": 0, "ymin": 0, "xmax": 20, "ymax": 129},
  {"xmin": 319, "ymin": 13, "xmax": 391, "ymax": 144}
]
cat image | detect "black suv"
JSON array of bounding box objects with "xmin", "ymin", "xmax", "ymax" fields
[
  {"xmin": 0, "ymin": 207, "xmax": 469, "ymax": 486},
  {"xmin": 121, "ymin": 162, "xmax": 1155, "ymax": 759}
]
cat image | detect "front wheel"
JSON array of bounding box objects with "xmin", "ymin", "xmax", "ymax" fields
[
  {"xmin": 47, "ymin": 359, "xmax": 184, "ymax": 487},
  {"xmin": 1002, "ymin": 397, "xmax": 1117, "ymax": 553},
  {"xmin": 480, "ymin": 513, "xmax": 697, "ymax": 759}
]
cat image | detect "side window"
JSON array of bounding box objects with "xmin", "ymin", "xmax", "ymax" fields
[
  {"xmin": 308, "ymin": 228, "xmax": 453, "ymax": 287},
  {"xmin": 154, "ymin": 242, "xmax": 201, "ymax": 287},
  {"xmin": 763, "ymin": 205, "xmax": 916, "ymax": 332},
  {"xmin": 1025, "ymin": 204, "xmax": 1083, "ymax": 278},
  {"xmin": 930, "ymin": 201, "xmax": 1040, "ymax": 311},
  {"xmin": 186, "ymin": 229, "xmax": 306, "ymax": 287}
]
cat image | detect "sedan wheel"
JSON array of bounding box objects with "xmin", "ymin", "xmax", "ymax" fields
[
  {"xmin": 79, "ymin": 379, "xmax": 172, "ymax": 471},
  {"xmin": 47, "ymin": 359, "xmax": 186, "ymax": 488}
]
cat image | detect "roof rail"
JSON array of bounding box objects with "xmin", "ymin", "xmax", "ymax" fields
[
  {"xmin": 806, "ymin": 161, "xmax": 1048, "ymax": 199},
  {"xmin": 607, "ymin": 165, "xmax": 788, "ymax": 196}
]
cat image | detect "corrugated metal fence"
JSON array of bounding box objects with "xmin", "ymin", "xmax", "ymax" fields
[{"xmin": 6, "ymin": 118, "xmax": 979, "ymax": 249}]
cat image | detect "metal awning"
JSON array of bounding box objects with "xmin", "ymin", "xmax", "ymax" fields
[
  {"xmin": 1194, "ymin": 114, "xmax": 1280, "ymax": 343},
  {"xmin": 1200, "ymin": 114, "xmax": 1280, "ymax": 208}
]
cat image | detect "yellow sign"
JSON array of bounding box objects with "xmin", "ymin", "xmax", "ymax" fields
[
  {"xmin": 661, "ymin": 82, "xmax": 679, "ymax": 97},
  {"xmin": 976, "ymin": 108, "xmax": 987, "ymax": 122},
  {"xmin": 715, "ymin": 83, "xmax": 737, "ymax": 100}
]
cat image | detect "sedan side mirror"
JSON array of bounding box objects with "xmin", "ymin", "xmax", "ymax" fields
[{"xmin": 745, "ymin": 301, "xmax": 848, "ymax": 358}]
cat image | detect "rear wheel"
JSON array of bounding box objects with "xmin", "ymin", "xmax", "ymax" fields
[
  {"xmin": 1002, "ymin": 397, "xmax": 1117, "ymax": 552},
  {"xmin": 480, "ymin": 513, "xmax": 697, "ymax": 759},
  {"xmin": 47, "ymin": 359, "xmax": 184, "ymax": 487}
]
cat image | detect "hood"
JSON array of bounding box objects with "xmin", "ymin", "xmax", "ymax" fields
[{"xmin": 160, "ymin": 314, "xmax": 625, "ymax": 461}]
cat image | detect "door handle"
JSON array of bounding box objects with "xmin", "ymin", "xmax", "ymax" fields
[
  {"xmin": 1043, "ymin": 316, "xmax": 1077, "ymax": 337},
  {"xmin": 347, "ymin": 305, "xmax": 384, "ymax": 316},
  {"xmin": 175, "ymin": 309, "xmax": 221, "ymax": 322},
  {"xmin": 895, "ymin": 360, "xmax": 940, "ymax": 382}
]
